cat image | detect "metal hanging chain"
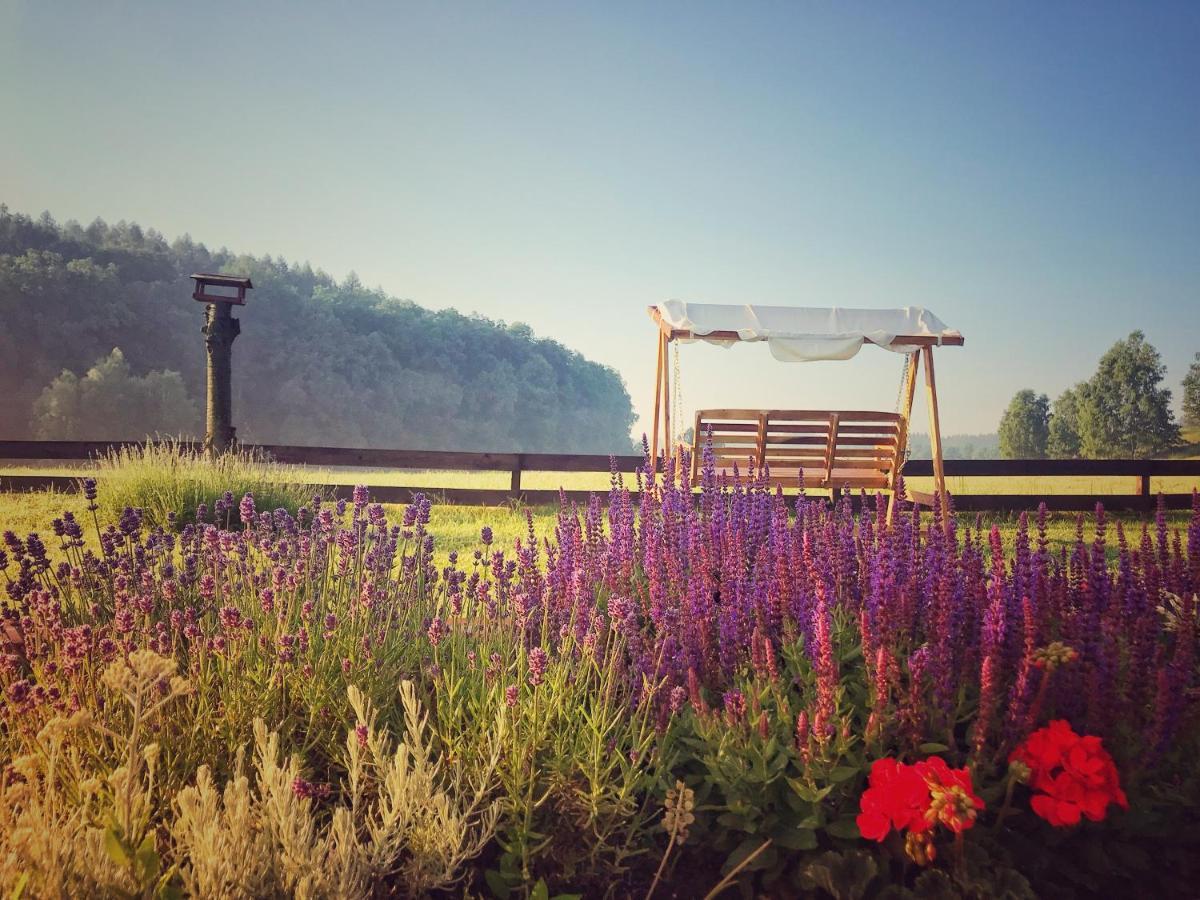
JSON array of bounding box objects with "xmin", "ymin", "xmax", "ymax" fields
[
  {"xmin": 894, "ymin": 351, "xmax": 912, "ymax": 463},
  {"xmin": 894, "ymin": 351, "xmax": 911, "ymax": 414}
]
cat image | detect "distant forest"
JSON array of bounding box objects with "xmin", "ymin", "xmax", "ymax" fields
[
  {"xmin": 906, "ymin": 432, "xmax": 1000, "ymax": 460},
  {"xmin": 0, "ymin": 206, "xmax": 635, "ymax": 451}
]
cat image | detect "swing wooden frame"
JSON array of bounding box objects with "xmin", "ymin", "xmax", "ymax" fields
[{"xmin": 647, "ymin": 305, "xmax": 964, "ymax": 516}]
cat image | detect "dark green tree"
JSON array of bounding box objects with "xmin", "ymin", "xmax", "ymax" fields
[
  {"xmin": 32, "ymin": 349, "xmax": 198, "ymax": 439},
  {"xmin": 998, "ymin": 389, "xmax": 1050, "ymax": 458},
  {"xmin": 1076, "ymin": 332, "xmax": 1179, "ymax": 458},
  {"xmin": 1047, "ymin": 385, "xmax": 1084, "ymax": 459},
  {"xmin": 1183, "ymin": 353, "xmax": 1200, "ymax": 430}
]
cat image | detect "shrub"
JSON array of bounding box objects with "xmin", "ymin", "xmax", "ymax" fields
[
  {"xmin": 1, "ymin": 457, "xmax": 1198, "ymax": 897},
  {"xmin": 90, "ymin": 440, "xmax": 317, "ymax": 528}
]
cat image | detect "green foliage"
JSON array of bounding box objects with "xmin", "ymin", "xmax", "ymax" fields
[
  {"xmin": 434, "ymin": 628, "xmax": 671, "ymax": 897},
  {"xmin": 1074, "ymin": 332, "xmax": 1180, "ymax": 457},
  {"xmin": 998, "ymin": 390, "xmax": 1050, "ymax": 459},
  {"xmin": 32, "ymin": 348, "xmax": 198, "ymax": 440},
  {"xmin": 796, "ymin": 845, "xmax": 1040, "ymax": 900},
  {"xmin": 1047, "ymin": 385, "xmax": 1084, "ymax": 459},
  {"xmin": 1183, "ymin": 352, "xmax": 1200, "ymax": 428},
  {"xmin": 660, "ymin": 629, "xmax": 884, "ymax": 895},
  {"xmin": 93, "ymin": 441, "xmax": 315, "ymax": 528},
  {"xmin": 0, "ymin": 205, "xmax": 635, "ymax": 451},
  {"xmin": 800, "ymin": 849, "xmax": 877, "ymax": 899},
  {"xmin": 1039, "ymin": 333, "xmax": 1180, "ymax": 459}
]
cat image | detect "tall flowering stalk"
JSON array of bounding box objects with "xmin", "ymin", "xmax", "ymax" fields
[{"xmin": 810, "ymin": 585, "xmax": 839, "ymax": 746}]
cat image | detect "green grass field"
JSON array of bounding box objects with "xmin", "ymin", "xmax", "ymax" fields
[
  {"xmin": 3, "ymin": 460, "xmax": 1199, "ymax": 497},
  {"xmin": 1163, "ymin": 425, "xmax": 1200, "ymax": 458}
]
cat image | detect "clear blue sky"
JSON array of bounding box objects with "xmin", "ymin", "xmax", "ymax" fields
[{"xmin": 3, "ymin": 1, "xmax": 1198, "ymax": 439}]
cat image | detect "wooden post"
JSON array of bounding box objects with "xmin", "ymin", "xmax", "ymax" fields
[
  {"xmin": 1139, "ymin": 473, "xmax": 1151, "ymax": 511},
  {"xmin": 756, "ymin": 413, "xmax": 768, "ymax": 473},
  {"xmin": 888, "ymin": 351, "xmax": 921, "ymax": 522},
  {"xmin": 651, "ymin": 331, "xmax": 664, "ymax": 467},
  {"xmin": 511, "ymin": 454, "xmax": 523, "ymax": 495},
  {"xmin": 824, "ymin": 412, "xmax": 840, "ymax": 489},
  {"xmin": 662, "ymin": 333, "xmax": 672, "ymax": 468},
  {"xmin": 203, "ymin": 302, "xmax": 240, "ymax": 455},
  {"xmin": 922, "ymin": 345, "xmax": 948, "ymax": 526}
]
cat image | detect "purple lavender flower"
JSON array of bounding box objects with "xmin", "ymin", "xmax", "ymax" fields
[
  {"xmin": 527, "ymin": 646, "xmax": 548, "ymax": 687},
  {"xmin": 199, "ymin": 574, "xmax": 216, "ymax": 601},
  {"xmin": 239, "ymin": 492, "xmax": 256, "ymax": 527},
  {"xmin": 427, "ymin": 616, "xmax": 448, "ymax": 647}
]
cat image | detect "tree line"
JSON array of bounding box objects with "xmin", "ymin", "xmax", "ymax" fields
[
  {"xmin": 0, "ymin": 206, "xmax": 636, "ymax": 452},
  {"xmin": 997, "ymin": 332, "xmax": 1199, "ymax": 459}
]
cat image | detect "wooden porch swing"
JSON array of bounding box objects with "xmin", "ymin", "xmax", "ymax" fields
[{"xmin": 647, "ymin": 301, "xmax": 964, "ymax": 514}]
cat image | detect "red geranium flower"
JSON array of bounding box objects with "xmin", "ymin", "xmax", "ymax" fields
[
  {"xmin": 856, "ymin": 756, "xmax": 983, "ymax": 845},
  {"xmin": 921, "ymin": 756, "xmax": 986, "ymax": 833},
  {"xmin": 1010, "ymin": 720, "xmax": 1128, "ymax": 827},
  {"xmin": 856, "ymin": 757, "xmax": 932, "ymax": 840}
]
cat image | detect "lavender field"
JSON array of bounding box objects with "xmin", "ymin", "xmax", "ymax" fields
[{"xmin": 1, "ymin": 450, "xmax": 1197, "ymax": 898}]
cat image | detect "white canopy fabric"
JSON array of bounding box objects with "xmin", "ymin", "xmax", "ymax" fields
[{"xmin": 654, "ymin": 300, "xmax": 961, "ymax": 362}]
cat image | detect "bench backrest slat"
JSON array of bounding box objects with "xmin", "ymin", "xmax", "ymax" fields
[{"xmin": 693, "ymin": 408, "xmax": 906, "ymax": 490}]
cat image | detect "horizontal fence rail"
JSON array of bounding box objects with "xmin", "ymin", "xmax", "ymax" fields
[{"xmin": 1, "ymin": 440, "xmax": 1198, "ymax": 512}]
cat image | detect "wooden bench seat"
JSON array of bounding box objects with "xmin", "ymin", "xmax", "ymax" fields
[{"xmin": 690, "ymin": 409, "xmax": 907, "ymax": 492}]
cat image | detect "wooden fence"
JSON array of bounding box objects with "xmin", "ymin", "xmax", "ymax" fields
[{"xmin": 1, "ymin": 440, "xmax": 1198, "ymax": 512}]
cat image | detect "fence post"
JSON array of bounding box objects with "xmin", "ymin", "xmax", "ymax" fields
[
  {"xmin": 510, "ymin": 454, "xmax": 524, "ymax": 495},
  {"xmin": 1139, "ymin": 472, "xmax": 1152, "ymax": 512}
]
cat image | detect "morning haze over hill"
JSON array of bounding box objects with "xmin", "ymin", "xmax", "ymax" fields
[{"xmin": 0, "ymin": 206, "xmax": 635, "ymax": 452}]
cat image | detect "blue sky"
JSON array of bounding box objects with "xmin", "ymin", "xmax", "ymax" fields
[{"xmin": 3, "ymin": 1, "xmax": 1198, "ymax": 439}]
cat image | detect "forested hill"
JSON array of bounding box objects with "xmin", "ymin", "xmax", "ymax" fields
[{"xmin": 0, "ymin": 207, "xmax": 635, "ymax": 451}]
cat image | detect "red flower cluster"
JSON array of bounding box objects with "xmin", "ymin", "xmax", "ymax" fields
[
  {"xmin": 857, "ymin": 756, "xmax": 985, "ymax": 849},
  {"xmin": 1009, "ymin": 720, "xmax": 1128, "ymax": 827}
]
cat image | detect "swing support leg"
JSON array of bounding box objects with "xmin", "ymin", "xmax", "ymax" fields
[
  {"xmin": 922, "ymin": 345, "xmax": 950, "ymax": 532},
  {"xmin": 662, "ymin": 334, "xmax": 671, "ymax": 469},
  {"xmin": 651, "ymin": 331, "xmax": 664, "ymax": 467},
  {"xmin": 888, "ymin": 350, "xmax": 920, "ymax": 524}
]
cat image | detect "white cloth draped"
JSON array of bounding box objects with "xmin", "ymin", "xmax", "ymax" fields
[{"xmin": 655, "ymin": 300, "xmax": 960, "ymax": 362}]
